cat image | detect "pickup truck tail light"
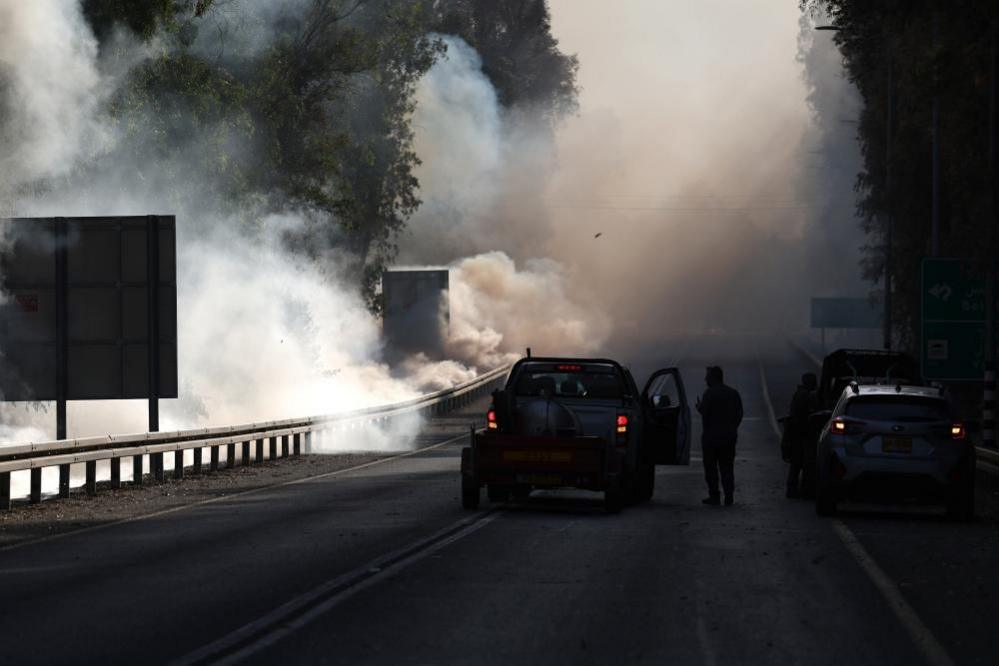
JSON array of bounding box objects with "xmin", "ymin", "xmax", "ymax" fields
[
  {"xmin": 615, "ymin": 414, "xmax": 628, "ymax": 446},
  {"xmin": 951, "ymin": 423, "xmax": 966, "ymax": 440},
  {"xmin": 616, "ymin": 414, "xmax": 628, "ymax": 433},
  {"xmin": 487, "ymin": 409, "xmax": 498, "ymax": 430}
]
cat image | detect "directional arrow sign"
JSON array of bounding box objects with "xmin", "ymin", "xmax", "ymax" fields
[{"xmin": 928, "ymin": 283, "xmax": 953, "ymax": 302}]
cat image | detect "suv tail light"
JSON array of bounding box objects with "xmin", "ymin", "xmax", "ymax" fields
[
  {"xmin": 487, "ymin": 409, "xmax": 498, "ymax": 430},
  {"xmin": 950, "ymin": 423, "xmax": 966, "ymax": 440},
  {"xmin": 829, "ymin": 418, "xmax": 864, "ymax": 435}
]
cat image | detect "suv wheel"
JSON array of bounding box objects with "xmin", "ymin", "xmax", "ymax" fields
[
  {"xmin": 946, "ymin": 476, "xmax": 974, "ymax": 522},
  {"xmin": 815, "ymin": 484, "xmax": 837, "ymax": 516}
]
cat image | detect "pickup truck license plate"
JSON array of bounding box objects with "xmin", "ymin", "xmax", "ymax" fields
[
  {"xmin": 501, "ymin": 450, "xmax": 573, "ymax": 463},
  {"xmin": 516, "ymin": 473, "xmax": 564, "ymax": 486},
  {"xmin": 882, "ymin": 436, "xmax": 912, "ymax": 454}
]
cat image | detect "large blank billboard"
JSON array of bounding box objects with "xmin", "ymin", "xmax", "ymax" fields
[
  {"xmin": 382, "ymin": 269, "xmax": 449, "ymax": 360},
  {"xmin": 0, "ymin": 216, "xmax": 177, "ymax": 401}
]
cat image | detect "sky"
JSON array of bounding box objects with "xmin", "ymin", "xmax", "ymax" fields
[{"xmin": 542, "ymin": 1, "xmax": 835, "ymax": 342}]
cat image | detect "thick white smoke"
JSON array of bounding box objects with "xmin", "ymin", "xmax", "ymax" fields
[
  {"xmin": 0, "ymin": 9, "xmax": 454, "ymax": 457},
  {"xmin": 446, "ymin": 252, "xmax": 610, "ymax": 366},
  {"xmin": 0, "ymin": 0, "xmax": 106, "ymax": 189},
  {"xmin": 404, "ymin": 36, "xmax": 610, "ymax": 365},
  {"xmin": 0, "ymin": 9, "xmax": 613, "ymax": 495}
]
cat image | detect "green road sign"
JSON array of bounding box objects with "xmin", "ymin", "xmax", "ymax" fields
[{"xmin": 921, "ymin": 258, "xmax": 986, "ymax": 381}]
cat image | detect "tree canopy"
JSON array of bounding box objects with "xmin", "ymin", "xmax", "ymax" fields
[{"xmin": 78, "ymin": 0, "xmax": 578, "ymax": 307}]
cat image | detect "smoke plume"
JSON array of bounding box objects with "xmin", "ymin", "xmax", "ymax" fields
[{"xmin": 0, "ymin": 0, "xmax": 105, "ymax": 190}]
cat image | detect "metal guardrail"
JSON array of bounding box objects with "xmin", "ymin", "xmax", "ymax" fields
[
  {"xmin": 785, "ymin": 336, "xmax": 999, "ymax": 475},
  {"xmin": 0, "ymin": 364, "xmax": 511, "ymax": 509}
]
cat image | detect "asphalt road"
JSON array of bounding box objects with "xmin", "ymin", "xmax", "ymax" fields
[{"xmin": 1, "ymin": 334, "xmax": 996, "ymax": 665}]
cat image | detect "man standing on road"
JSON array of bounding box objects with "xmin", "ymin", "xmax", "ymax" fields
[
  {"xmin": 696, "ymin": 366, "xmax": 743, "ymax": 506},
  {"xmin": 782, "ymin": 372, "xmax": 818, "ymax": 498}
]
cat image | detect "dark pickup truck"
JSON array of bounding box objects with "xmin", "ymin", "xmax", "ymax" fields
[{"xmin": 461, "ymin": 357, "xmax": 691, "ymax": 513}]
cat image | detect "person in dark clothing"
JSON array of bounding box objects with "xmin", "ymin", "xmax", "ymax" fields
[
  {"xmin": 696, "ymin": 366, "xmax": 743, "ymax": 506},
  {"xmin": 783, "ymin": 372, "xmax": 818, "ymax": 498}
]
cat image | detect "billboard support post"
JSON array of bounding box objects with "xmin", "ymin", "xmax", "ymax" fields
[
  {"xmin": 55, "ymin": 217, "xmax": 69, "ymax": 499},
  {"xmin": 147, "ymin": 215, "xmax": 163, "ymax": 481},
  {"xmin": 147, "ymin": 215, "xmax": 160, "ymax": 434}
]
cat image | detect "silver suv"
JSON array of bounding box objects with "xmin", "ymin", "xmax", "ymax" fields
[{"xmin": 815, "ymin": 384, "xmax": 975, "ymax": 520}]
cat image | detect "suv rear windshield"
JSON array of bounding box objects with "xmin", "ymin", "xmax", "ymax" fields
[
  {"xmin": 513, "ymin": 365, "xmax": 624, "ymax": 399},
  {"xmin": 845, "ymin": 397, "xmax": 950, "ymax": 422}
]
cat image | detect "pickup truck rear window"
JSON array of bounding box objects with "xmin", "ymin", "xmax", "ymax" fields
[
  {"xmin": 514, "ymin": 371, "xmax": 624, "ymax": 399},
  {"xmin": 845, "ymin": 397, "xmax": 950, "ymax": 422}
]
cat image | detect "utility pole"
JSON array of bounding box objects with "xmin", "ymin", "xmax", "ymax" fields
[
  {"xmin": 885, "ymin": 57, "xmax": 895, "ymax": 350},
  {"xmin": 985, "ymin": 17, "xmax": 998, "ymax": 450},
  {"xmin": 931, "ymin": 8, "xmax": 942, "ymax": 257}
]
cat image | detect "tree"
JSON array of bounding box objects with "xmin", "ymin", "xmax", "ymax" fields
[{"xmin": 435, "ymin": 0, "xmax": 579, "ymax": 123}]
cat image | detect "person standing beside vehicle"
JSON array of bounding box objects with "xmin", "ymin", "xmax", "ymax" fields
[
  {"xmin": 696, "ymin": 366, "xmax": 743, "ymax": 506},
  {"xmin": 782, "ymin": 372, "xmax": 818, "ymax": 498}
]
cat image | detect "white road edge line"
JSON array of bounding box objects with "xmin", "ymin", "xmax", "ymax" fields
[
  {"xmin": 171, "ymin": 511, "xmax": 501, "ymax": 666},
  {"xmin": 0, "ymin": 430, "xmax": 473, "ymax": 554},
  {"xmin": 756, "ymin": 359, "xmax": 782, "ymax": 437},
  {"xmin": 756, "ymin": 353, "xmax": 956, "ymax": 666},
  {"xmin": 829, "ymin": 521, "xmax": 955, "ymax": 666}
]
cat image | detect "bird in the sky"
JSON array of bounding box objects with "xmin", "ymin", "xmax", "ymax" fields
[{"xmin": 594, "ymin": 232, "xmax": 602, "ymax": 239}]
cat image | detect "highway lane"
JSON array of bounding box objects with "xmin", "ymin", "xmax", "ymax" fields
[
  {"xmin": 1, "ymin": 333, "xmax": 995, "ymax": 665},
  {"xmin": 238, "ymin": 340, "xmax": 930, "ymax": 665}
]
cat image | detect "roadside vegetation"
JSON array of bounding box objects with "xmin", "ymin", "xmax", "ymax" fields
[
  {"xmin": 802, "ymin": 1, "xmax": 999, "ymax": 351},
  {"xmin": 76, "ymin": 0, "xmax": 578, "ymax": 309}
]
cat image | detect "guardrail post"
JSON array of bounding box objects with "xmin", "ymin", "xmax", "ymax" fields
[
  {"xmin": 174, "ymin": 450, "xmax": 184, "ymax": 479},
  {"xmin": 133, "ymin": 454, "xmax": 144, "ymax": 486},
  {"xmin": 281, "ymin": 435, "xmax": 289, "ymax": 458},
  {"xmin": 0, "ymin": 472, "xmax": 10, "ymax": 510},
  {"xmin": 293, "ymin": 433, "xmax": 301, "ymax": 456},
  {"xmin": 242, "ymin": 441, "xmax": 251, "ymax": 466},
  {"xmin": 256, "ymin": 438, "xmax": 264, "ymax": 463},
  {"xmin": 153, "ymin": 452, "xmax": 165, "ymax": 482},
  {"xmin": 193, "ymin": 447, "xmax": 203, "ymax": 475},
  {"xmin": 305, "ymin": 431, "xmax": 312, "ymax": 454},
  {"xmin": 59, "ymin": 464, "xmax": 70, "ymax": 498},
  {"xmin": 210, "ymin": 445, "xmax": 220, "ymax": 472},
  {"xmin": 30, "ymin": 468, "xmax": 41, "ymax": 504},
  {"xmin": 85, "ymin": 461, "xmax": 97, "ymax": 496},
  {"xmin": 269, "ymin": 436, "xmax": 277, "ymax": 460},
  {"xmin": 111, "ymin": 458, "xmax": 121, "ymax": 489},
  {"xmin": 226, "ymin": 443, "xmax": 236, "ymax": 469}
]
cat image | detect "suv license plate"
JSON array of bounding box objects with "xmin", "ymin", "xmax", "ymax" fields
[{"xmin": 882, "ymin": 436, "xmax": 912, "ymax": 454}]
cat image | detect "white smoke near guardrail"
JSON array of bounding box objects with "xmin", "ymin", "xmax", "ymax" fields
[{"xmin": 0, "ymin": 4, "xmax": 457, "ymax": 463}]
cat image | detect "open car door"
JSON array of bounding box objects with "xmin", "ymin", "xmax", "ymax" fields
[{"xmin": 641, "ymin": 368, "xmax": 691, "ymax": 465}]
